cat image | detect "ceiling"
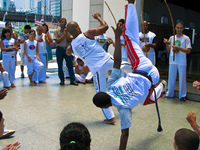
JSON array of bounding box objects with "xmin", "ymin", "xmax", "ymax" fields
[{"xmin": 161, "ymin": 0, "xmax": 200, "ymax": 13}]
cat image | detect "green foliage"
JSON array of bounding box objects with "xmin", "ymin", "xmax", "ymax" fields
[{"xmin": 19, "ymin": 23, "xmax": 34, "ymax": 32}]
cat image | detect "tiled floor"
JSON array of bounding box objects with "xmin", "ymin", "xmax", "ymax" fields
[{"xmin": 0, "ymin": 64, "xmax": 199, "ymax": 150}]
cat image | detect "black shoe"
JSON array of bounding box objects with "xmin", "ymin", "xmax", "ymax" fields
[
  {"xmin": 70, "ymin": 81, "xmax": 78, "ymax": 86},
  {"xmin": 60, "ymin": 81, "xmax": 65, "ymax": 85},
  {"xmin": 65, "ymin": 77, "xmax": 70, "ymax": 79},
  {"xmin": 21, "ymin": 73, "xmax": 24, "ymax": 78},
  {"xmin": 180, "ymin": 97, "xmax": 186, "ymax": 102}
]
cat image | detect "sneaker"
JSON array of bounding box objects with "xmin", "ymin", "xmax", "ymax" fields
[
  {"xmin": 180, "ymin": 97, "xmax": 186, "ymax": 102},
  {"xmin": 159, "ymin": 80, "xmax": 167, "ymax": 98},
  {"xmin": 21, "ymin": 73, "xmax": 24, "ymax": 78},
  {"xmin": 161, "ymin": 80, "xmax": 167, "ymax": 93},
  {"xmin": 70, "ymin": 81, "xmax": 78, "ymax": 86},
  {"xmin": 0, "ymin": 130, "xmax": 15, "ymax": 139}
]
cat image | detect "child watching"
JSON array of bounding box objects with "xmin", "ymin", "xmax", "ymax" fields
[
  {"xmin": 0, "ymin": 28, "xmax": 18, "ymax": 88},
  {"xmin": 174, "ymin": 128, "xmax": 199, "ymax": 150},
  {"xmin": 24, "ymin": 30, "xmax": 43, "ymax": 86}
]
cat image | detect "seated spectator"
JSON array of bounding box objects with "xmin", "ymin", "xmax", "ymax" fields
[
  {"xmin": 193, "ymin": 81, "xmax": 200, "ymax": 93},
  {"xmin": 174, "ymin": 128, "xmax": 199, "ymax": 150},
  {"xmin": 0, "ymin": 111, "xmax": 20, "ymax": 149},
  {"xmin": 74, "ymin": 58, "xmax": 93, "ymax": 84},
  {"xmin": 60, "ymin": 122, "xmax": 91, "ymax": 150},
  {"xmin": 186, "ymin": 112, "xmax": 200, "ymax": 136},
  {"xmin": 0, "ymin": 62, "xmax": 11, "ymax": 90},
  {"xmin": 0, "ymin": 88, "xmax": 7, "ymax": 100}
]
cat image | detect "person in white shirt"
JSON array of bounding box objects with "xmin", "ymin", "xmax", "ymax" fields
[
  {"xmin": 24, "ymin": 30, "xmax": 43, "ymax": 86},
  {"xmin": 139, "ymin": 21, "xmax": 157, "ymax": 65},
  {"xmin": 66, "ymin": 13, "xmax": 116, "ymax": 124},
  {"xmin": 93, "ymin": 14, "xmax": 166, "ymax": 150},
  {"xmin": 18, "ymin": 25, "xmax": 31, "ymax": 78},
  {"xmin": 34, "ymin": 25, "xmax": 48, "ymax": 83},
  {"xmin": 0, "ymin": 28, "xmax": 18, "ymax": 88},
  {"xmin": 163, "ymin": 22, "xmax": 192, "ymax": 101}
]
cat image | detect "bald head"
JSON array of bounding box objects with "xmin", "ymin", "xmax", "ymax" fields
[{"xmin": 67, "ymin": 21, "xmax": 81, "ymax": 38}]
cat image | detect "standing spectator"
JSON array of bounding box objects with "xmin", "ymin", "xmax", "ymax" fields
[
  {"xmin": 5, "ymin": 22, "xmax": 18, "ymax": 70},
  {"xmin": 42, "ymin": 23, "xmax": 53, "ymax": 61},
  {"xmin": 53, "ymin": 18, "xmax": 78, "ymax": 86},
  {"xmin": 0, "ymin": 28, "xmax": 18, "ymax": 88},
  {"xmin": 42, "ymin": 23, "xmax": 53, "ymax": 79},
  {"xmin": 74, "ymin": 58, "xmax": 93, "ymax": 84},
  {"xmin": 139, "ymin": 20, "xmax": 157, "ymax": 65},
  {"xmin": 95, "ymin": 34, "xmax": 113, "ymax": 52},
  {"xmin": 5, "ymin": 22, "xmax": 17, "ymax": 40},
  {"xmin": 18, "ymin": 25, "xmax": 31, "ymax": 78},
  {"xmin": 163, "ymin": 22, "xmax": 192, "ymax": 101},
  {"xmin": 34, "ymin": 25, "xmax": 48, "ymax": 83}
]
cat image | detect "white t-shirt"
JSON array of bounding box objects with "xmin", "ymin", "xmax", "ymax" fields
[
  {"xmin": 71, "ymin": 33, "xmax": 111, "ymax": 74},
  {"xmin": 169, "ymin": 34, "xmax": 192, "ymax": 66},
  {"xmin": 139, "ymin": 31, "xmax": 156, "ymax": 55},
  {"xmin": 18, "ymin": 32, "xmax": 29, "ymax": 53},
  {"xmin": 36, "ymin": 34, "xmax": 47, "ymax": 54},
  {"xmin": 94, "ymin": 34, "xmax": 108, "ymax": 48},
  {"xmin": 25, "ymin": 39, "xmax": 37, "ymax": 59},
  {"xmin": 2, "ymin": 38, "xmax": 16, "ymax": 56}
]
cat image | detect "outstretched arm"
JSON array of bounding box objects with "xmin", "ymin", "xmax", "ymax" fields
[
  {"xmin": 85, "ymin": 13, "xmax": 108, "ymax": 39},
  {"xmin": 111, "ymin": 23, "xmax": 125, "ymax": 69}
]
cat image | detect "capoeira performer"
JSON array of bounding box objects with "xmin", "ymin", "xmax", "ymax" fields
[
  {"xmin": 93, "ymin": 0, "xmax": 166, "ymax": 149},
  {"xmin": 66, "ymin": 13, "xmax": 116, "ymax": 124}
]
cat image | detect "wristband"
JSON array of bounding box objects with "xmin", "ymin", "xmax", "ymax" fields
[{"xmin": 190, "ymin": 121, "xmax": 196, "ymax": 125}]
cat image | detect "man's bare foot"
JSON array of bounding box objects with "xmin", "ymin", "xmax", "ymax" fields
[
  {"xmin": 103, "ymin": 118, "xmax": 116, "ymax": 124},
  {"xmin": 30, "ymin": 82, "xmax": 36, "ymax": 86},
  {"xmin": 39, "ymin": 81, "xmax": 46, "ymax": 84},
  {"xmin": 11, "ymin": 84, "xmax": 16, "ymax": 88}
]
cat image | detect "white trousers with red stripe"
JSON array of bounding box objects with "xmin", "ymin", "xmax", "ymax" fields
[{"xmin": 123, "ymin": 3, "xmax": 164, "ymax": 104}]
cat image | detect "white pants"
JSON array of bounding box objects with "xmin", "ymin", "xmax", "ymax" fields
[
  {"xmin": 2, "ymin": 55, "xmax": 15, "ymax": 84},
  {"xmin": 33, "ymin": 53, "xmax": 46, "ymax": 81},
  {"xmin": 146, "ymin": 53, "xmax": 155, "ymax": 66},
  {"xmin": 0, "ymin": 71, "xmax": 9, "ymax": 87},
  {"xmin": 75, "ymin": 72, "xmax": 93, "ymax": 82},
  {"xmin": 93, "ymin": 59, "xmax": 115, "ymax": 120},
  {"xmin": 20, "ymin": 52, "xmax": 26, "ymax": 66},
  {"xmin": 166, "ymin": 64, "xmax": 186, "ymax": 99}
]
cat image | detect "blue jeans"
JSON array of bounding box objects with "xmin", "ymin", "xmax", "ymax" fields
[{"xmin": 56, "ymin": 47, "xmax": 75, "ymax": 82}]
